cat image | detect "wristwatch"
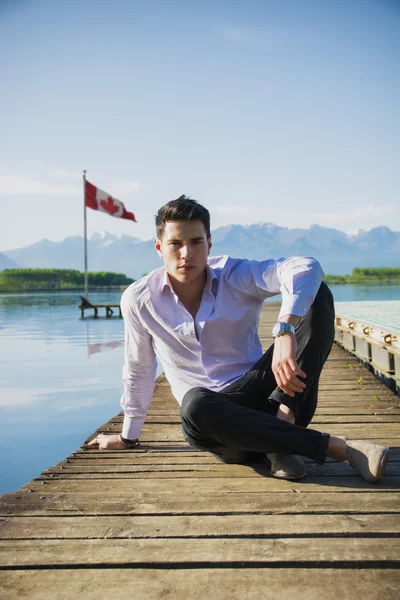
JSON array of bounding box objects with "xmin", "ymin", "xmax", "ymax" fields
[
  {"xmin": 119, "ymin": 435, "xmax": 140, "ymax": 449},
  {"xmin": 272, "ymin": 321, "xmax": 296, "ymax": 338}
]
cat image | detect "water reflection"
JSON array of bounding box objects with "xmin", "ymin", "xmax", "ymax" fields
[
  {"xmin": 0, "ymin": 291, "xmax": 125, "ymax": 348},
  {"xmin": 88, "ymin": 339, "xmax": 124, "ymax": 356},
  {"xmin": 329, "ymin": 284, "xmax": 400, "ymax": 302},
  {"xmin": 0, "ymin": 291, "xmax": 126, "ymax": 494}
]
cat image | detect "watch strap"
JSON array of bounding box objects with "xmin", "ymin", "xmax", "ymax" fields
[
  {"xmin": 272, "ymin": 321, "xmax": 296, "ymax": 338},
  {"xmin": 120, "ymin": 435, "xmax": 140, "ymax": 449}
]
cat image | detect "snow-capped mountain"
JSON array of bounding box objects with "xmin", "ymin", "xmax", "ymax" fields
[{"xmin": 2, "ymin": 224, "xmax": 400, "ymax": 279}]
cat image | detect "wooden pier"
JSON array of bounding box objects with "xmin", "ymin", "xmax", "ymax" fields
[
  {"xmin": 79, "ymin": 296, "xmax": 122, "ymax": 319},
  {"xmin": 1, "ymin": 303, "xmax": 399, "ymax": 599}
]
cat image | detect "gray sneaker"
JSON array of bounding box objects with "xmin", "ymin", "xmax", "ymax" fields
[
  {"xmin": 346, "ymin": 441, "xmax": 390, "ymax": 483},
  {"xmin": 267, "ymin": 453, "xmax": 306, "ymax": 480}
]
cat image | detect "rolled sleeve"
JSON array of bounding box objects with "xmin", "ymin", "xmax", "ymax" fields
[
  {"xmin": 277, "ymin": 257, "xmax": 324, "ymax": 319},
  {"xmin": 120, "ymin": 289, "xmax": 157, "ymax": 440},
  {"xmin": 226, "ymin": 256, "xmax": 324, "ymax": 317}
]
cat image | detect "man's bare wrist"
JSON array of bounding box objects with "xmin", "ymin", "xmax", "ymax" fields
[{"xmin": 279, "ymin": 314, "xmax": 301, "ymax": 327}]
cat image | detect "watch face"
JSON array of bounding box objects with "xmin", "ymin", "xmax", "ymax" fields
[{"xmin": 272, "ymin": 322, "xmax": 295, "ymax": 337}]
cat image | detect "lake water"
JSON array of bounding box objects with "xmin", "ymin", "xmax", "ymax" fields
[{"xmin": 1, "ymin": 284, "xmax": 400, "ymax": 495}]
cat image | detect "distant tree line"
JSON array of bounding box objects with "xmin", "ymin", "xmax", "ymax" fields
[
  {"xmin": 0, "ymin": 269, "xmax": 134, "ymax": 291},
  {"xmin": 1, "ymin": 266, "xmax": 398, "ymax": 292},
  {"xmin": 324, "ymin": 267, "xmax": 400, "ymax": 284}
]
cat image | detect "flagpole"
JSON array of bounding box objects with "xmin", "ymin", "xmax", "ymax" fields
[{"xmin": 83, "ymin": 169, "xmax": 88, "ymax": 299}]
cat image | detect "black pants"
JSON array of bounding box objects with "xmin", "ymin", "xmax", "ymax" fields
[{"xmin": 180, "ymin": 282, "xmax": 335, "ymax": 466}]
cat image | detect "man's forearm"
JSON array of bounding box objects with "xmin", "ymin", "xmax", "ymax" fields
[{"xmin": 120, "ymin": 363, "xmax": 157, "ymax": 440}]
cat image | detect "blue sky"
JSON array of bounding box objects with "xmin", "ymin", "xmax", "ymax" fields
[{"xmin": 1, "ymin": 0, "xmax": 399, "ymax": 250}]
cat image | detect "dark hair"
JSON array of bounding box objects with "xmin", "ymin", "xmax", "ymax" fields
[{"xmin": 155, "ymin": 195, "xmax": 211, "ymax": 239}]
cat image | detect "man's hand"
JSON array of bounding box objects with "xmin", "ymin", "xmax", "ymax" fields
[
  {"xmin": 272, "ymin": 333, "xmax": 306, "ymax": 397},
  {"xmin": 87, "ymin": 434, "xmax": 126, "ymax": 450}
]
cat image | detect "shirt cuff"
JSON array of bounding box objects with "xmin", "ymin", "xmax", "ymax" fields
[
  {"xmin": 279, "ymin": 293, "xmax": 313, "ymax": 320},
  {"xmin": 122, "ymin": 414, "xmax": 145, "ymax": 441}
]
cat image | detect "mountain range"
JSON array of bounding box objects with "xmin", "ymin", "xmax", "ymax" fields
[
  {"xmin": 2, "ymin": 224, "xmax": 399, "ymax": 279},
  {"xmin": 0, "ymin": 253, "xmax": 19, "ymax": 270}
]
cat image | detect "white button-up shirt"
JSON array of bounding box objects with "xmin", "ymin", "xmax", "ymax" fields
[{"xmin": 120, "ymin": 255, "xmax": 324, "ymax": 440}]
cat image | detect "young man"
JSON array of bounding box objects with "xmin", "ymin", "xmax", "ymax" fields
[{"xmin": 90, "ymin": 196, "xmax": 389, "ymax": 483}]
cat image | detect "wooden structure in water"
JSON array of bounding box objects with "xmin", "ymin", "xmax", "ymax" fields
[
  {"xmin": 1, "ymin": 303, "xmax": 399, "ymax": 598},
  {"xmin": 79, "ymin": 295, "xmax": 122, "ymax": 319}
]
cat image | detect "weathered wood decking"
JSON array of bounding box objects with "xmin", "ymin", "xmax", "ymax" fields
[{"xmin": 1, "ymin": 303, "xmax": 399, "ymax": 599}]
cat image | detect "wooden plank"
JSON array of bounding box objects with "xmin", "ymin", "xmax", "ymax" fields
[
  {"xmin": 52, "ymin": 455, "xmax": 222, "ymax": 466},
  {"xmin": 69, "ymin": 447, "xmax": 400, "ymax": 460},
  {"xmin": 83, "ymin": 439, "xmax": 400, "ymax": 454},
  {"xmin": 1, "ymin": 569, "xmax": 399, "ymax": 600},
  {"xmin": 1, "ymin": 491, "xmax": 399, "ymax": 517},
  {"xmin": 17, "ymin": 476, "xmax": 400, "ymax": 495},
  {"xmin": 92, "ymin": 423, "xmax": 400, "ymax": 438},
  {"xmin": 311, "ymin": 416, "xmax": 400, "ymax": 423},
  {"xmin": 29, "ymin": 473, "xmax": 399, "ymax": 481},
  {"xmin": 47, "ymin": 453, "xmax": 400, "ymax": 468},
  {"xmin": 1, "ymin": 537, "xmax": 399, "ymax": 567},
  {"xmin": 36, "ymin": 462, "xmax": 400, "ymax": 478},
  {"xmin": 1, "ymin": 513, "xmax": 399, "ymax": 540},
  {"xmin": 314, "ymin": 398, "xmax": 396, "ymax": 403},
  {"xmin": 148, "ymin": 402, "xmax": 400, "ymax": 412},
  {"xmin": 319, "ymin": 390, "xmax": 390, "ymax": 395},
  {"xmin": 104, "ymin": 410, "xmax": 400, "ymax": 427},
  {"xmin": 314, "ymin": 408, "xmax": 400, "ymax": 415},
  {"xmin": 102, "ymin": 415, "xmax": 400, "ymax": 425},
  {"xmin": 69, "ymin": 450, "xmax": 214, "ymax": 459},
  {"xmin": 211, "ymin": 403, "xmax": 398, "ymax": 411}
]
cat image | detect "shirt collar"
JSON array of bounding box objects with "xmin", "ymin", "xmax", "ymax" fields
[
  {"xmin": 160, "ymin": 265, "xmax": 218, "ymax": 295},
  {"xmin": 207, "ymin": 265, "xmax": 218, "ymax": 294},
  {"xmin": 160, "ymin": 269, "xmax": 171, "ymax": 293}
]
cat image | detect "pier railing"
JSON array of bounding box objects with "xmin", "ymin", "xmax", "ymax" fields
[{"xmin": 335, "ymin": 303, "xmax": 400, "ymax": 395}]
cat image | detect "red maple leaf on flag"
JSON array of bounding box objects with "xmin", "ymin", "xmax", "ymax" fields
[{"xmin": 100, "ymin": 196, "xmax": 120, "ymax": 215}]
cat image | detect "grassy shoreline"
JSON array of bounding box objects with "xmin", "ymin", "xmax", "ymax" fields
[
  {"xmin": 1, "ymin": 280, "xmax": 400, "ymax": 294},
  {"xmin": 0, "ymin": 286, "xmax": 130, "ymax": 294},
  {"xmin": 324, "ymin": 278, "xmax": 400, "ymax": 285},
  {"xmin": 0, "ymin": 268, "xmax": 134, "ymax": 293},
  {"xmin": 1, "ymin": 267, "xmax": 399, "ymax": 292},
  {"xmin": 324, "ymin": 268, "xmax": 400, "ymax": 285}
]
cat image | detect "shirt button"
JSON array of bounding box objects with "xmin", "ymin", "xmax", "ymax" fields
[{"xmin": 303, "ymin": 307, "xmax": 307, "ymax": 312}]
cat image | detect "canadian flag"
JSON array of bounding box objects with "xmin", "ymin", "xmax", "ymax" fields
[{"xmin": 85, "ymin": 179, "xmax": 136, "ymax": 222}]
